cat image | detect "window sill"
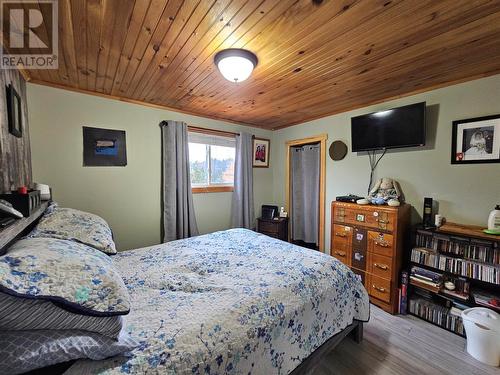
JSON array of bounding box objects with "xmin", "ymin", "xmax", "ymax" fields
[{"xmin": 192, "ymin": 186, "xmax": 234, "ymax": 194}]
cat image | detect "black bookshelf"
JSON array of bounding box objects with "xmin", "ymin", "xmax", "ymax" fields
[{"xmin": 406, "ymin": 222, "xmax": 499, "ymax": 337}]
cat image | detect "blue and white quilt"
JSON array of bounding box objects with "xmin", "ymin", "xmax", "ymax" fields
[{"xmin": 67, "ymin": 229, "xmax": 369, "ymax": 375}]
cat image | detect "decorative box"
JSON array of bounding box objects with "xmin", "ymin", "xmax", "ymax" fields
[{"xmin": 0, "ymin": 190, "xmax": 41, "ymax": 217}]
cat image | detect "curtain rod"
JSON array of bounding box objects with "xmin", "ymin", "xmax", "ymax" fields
[{"xmin": 188, "ymin": 125, "xmax": 238, "ymax": 138}]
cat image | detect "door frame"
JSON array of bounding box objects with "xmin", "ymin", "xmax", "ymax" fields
[{"xmin": 285, "ymin": 134, "xmax": 328, "ymax": 251}]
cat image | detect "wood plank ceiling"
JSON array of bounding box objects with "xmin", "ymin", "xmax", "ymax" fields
[{"xmin": 21, "ymin": 0, "xmax": 500, "ymax": 129}]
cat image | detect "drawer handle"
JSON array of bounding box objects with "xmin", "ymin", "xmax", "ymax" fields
[
  {"xmin": 372, "ymin": 285, "xmax": 387, "ymax": 293},
  {"xmin": 334, "ymin": 251, "xmax": 346, "ymax": 257},
  {"xmin": 374, "ymin": 263, "xmax": 388, "ymax": 270},
  {"xmin": 375, "ymin": 240, "xmax": 389, "ymax": 247},
  {"xmin": 377, "ymin": 219, "xmax": 389, "ymax": 224},
  {"xmin": 335, "ymin": 232, "xmax": 347, "ymax": 237}
]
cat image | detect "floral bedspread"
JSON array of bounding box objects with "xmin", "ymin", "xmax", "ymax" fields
[{"xmin": 66, "ymin": 229, "xmax": 369, "ymax": 375}]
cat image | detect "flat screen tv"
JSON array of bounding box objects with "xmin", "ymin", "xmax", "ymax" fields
[{"xmin": 351, "ymin": 102, "xmax": 426, "ymax": 152}]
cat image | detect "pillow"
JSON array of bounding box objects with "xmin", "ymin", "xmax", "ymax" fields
[
  {"xmin": 0, "ymin": 237, "xmax": 130, "ymax": 316},
  {"xmin": 0, "ymin": 330, "xmax": 138, "ymax": 375},
  {"xmin": 29, "ymin": 207, "xmax": 116, "ymax": 254},
  {"xmin": 0, "ymin": 292, "xmax": 123, "ymax": 338}
]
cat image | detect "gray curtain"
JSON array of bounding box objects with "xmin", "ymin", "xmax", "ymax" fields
[
  {"xmin": 291, "ymin": 143, "xmax": 320, "ymax": 244},
  {"xmin": 160, "ymin": 120, "xmax": 198, "ymax": 242},
  {"xmin": 231, "ymin": 132, "xmax": 255, "ymax": 229}
]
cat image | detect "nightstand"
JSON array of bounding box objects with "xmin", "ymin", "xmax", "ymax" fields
[{"xmin": 257, "ymin": 217, "xmax": 289, "ymax": 241}]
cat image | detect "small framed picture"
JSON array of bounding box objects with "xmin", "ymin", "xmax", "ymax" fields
[
  {"xmin": 451, "ymin": 115, "xmax": 500, "ymax": 164},
  {"xmin": 6, "ymin": 84, "xmax": 22, "ymax": 138},
  {"xmin": 253, "ymin": 137, "xmax": 270, "ymax": 168},
  {"xmin": 83, "ymin": 126, "xmax": 127, "ymax": 167}
]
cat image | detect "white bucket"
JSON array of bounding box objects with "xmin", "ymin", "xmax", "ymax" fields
[{"xmin": 462, "ymin": 307, "xmax": 500, "ymax": 367}]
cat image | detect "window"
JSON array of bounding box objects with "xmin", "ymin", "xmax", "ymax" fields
[{"xmin": 188, "ymin": 131, "xmax": 236, "ymax": 193}]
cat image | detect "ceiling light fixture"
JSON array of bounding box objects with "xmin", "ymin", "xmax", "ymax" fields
[{"xmin": 214, "ymin": 49, "xmax": 258, "ymax": 83}]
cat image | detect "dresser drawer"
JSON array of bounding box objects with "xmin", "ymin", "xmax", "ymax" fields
[
  {"xmin": 341, "ymin": 207, "xmax": 396, "ymax": 232},
  {"xmin": 331, "ymin": 225, "xmax": 352, "ymax": 266},
  {"xmin": 331, "ymin": 247, "xmax": 351, "ymax": 266},
  {"xmin": 258, "ymin": 220, "xmax": 279, "ymax": 234},
  {"xmin": 365, "ymin": 210, "xmax": 396, "ymax": 232},
  {"xmin": 350, "ymin": 267, "xmax": 366, "ymax": 287},
  {"xmin": 333, "ymin": 206, "xmax": 347, "ymax": 223},
  {"xmin": 262, "ymin": 232, "xmax": 280, "ymax": 239},
  {"xmin": 351, "ymin": 247, "xmax": 367, "ymax": 271},
  {"xmin": 369, "ymin": 253, "xmax": 393, "ymax": 280},
  {"xmin": 332, "ymin": 224, "xmax": 352, "ymax": 242},
  {"xmin": 369, "ymin": 274, "xmax": 391, "ymax": 303},
  {"xmin": 368, "ymin": 231, "xmax": 394, "ymax": 257}
]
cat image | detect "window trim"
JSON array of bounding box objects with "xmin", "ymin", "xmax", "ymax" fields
[
  {"xmin": 188, "ymin": 126, "xmax": 236, "ymax": 194},
  {"xmin": 192, "ymin": 185, "xmax": 234, "ymax": 194}
]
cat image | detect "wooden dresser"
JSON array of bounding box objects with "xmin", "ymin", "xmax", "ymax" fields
[{"xmin": 331, "ymin": 201, "xmax": 410, "ymax": 314}]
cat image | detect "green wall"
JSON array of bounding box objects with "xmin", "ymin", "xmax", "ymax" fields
[
  {"xmin": 27, "ymin": 84, "xmax": 273, "ymax": 250},
  {"xmin": 272, "ymin": 75, "xmax": 500, "ymax": 252},
  {"xmin": 28, "ymin": 75, "xmax": 500, "ymax": 253}
]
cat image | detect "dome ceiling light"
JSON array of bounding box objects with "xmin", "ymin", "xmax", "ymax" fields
[{"xmin": 214, "ymin": 49, "xmax": 258, "ymax": 83}]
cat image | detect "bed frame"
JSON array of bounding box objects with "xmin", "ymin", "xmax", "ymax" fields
[{"xmin": 290, "ymin": 320, "xmax": 363, "ymax": 375}]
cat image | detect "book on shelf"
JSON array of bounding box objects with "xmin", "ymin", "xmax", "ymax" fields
[
  {"xmin": 409, "ymin": 265, "xmax": 442, "ymax": 293},
  {"xmin": 410, "ymin": 265, "xmax": 442, "ymax": 283},
  {"xmin": 410, "ymin": 276, "xmax": 441, "ymax": 293},
  {"xmin": 400, "ymin": 270, "xmax": 409, "ymax": 315},
  {"xmin": 472, "ymin": 290, "xmax": 500, "ymax": 311}
]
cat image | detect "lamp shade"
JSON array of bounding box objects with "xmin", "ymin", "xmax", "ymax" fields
[{"xmin": 214, "ymin": 49, "xmax": 258, "ymax": 83}]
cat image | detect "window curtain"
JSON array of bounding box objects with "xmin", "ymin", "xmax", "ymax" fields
[
  {"xmin": 160, "ymin": 120, "xmax": 199, "ymax": 242},
  {"xmin": 231, "ymin": 132, "xmax": 254, "ymax": 229},
  {"xmin": 291, "ymin": 143, "xmax": 320, "ymax": 245}
]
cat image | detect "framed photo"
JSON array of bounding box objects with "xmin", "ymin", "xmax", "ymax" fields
[
  {"xmin": 451, "ymin": 115, "xmax": 500, "ymax": 164},
  {"xmin": 6, "ymin": 84, "xmax": 22, "ymax": 138},
  {"xmin": 253, "ymin": 137, "xmax": 270, "ymax": 168},
  {"xmin": 83, "ymin": 126, "xmax": 127, "ymax": 166}
]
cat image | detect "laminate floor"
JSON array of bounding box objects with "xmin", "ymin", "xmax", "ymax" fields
[{"xmin": 316, "ymin": 305, "xmax": 498, "ymax": 375}]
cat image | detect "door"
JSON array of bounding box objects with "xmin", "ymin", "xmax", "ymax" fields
[
  {"xmin": 285, "ymin": 134, "xmax": 327, "ymax": 251},
  {"xmin": 290, "ymin": 143, "xmax": 320, "ymax": 249}
]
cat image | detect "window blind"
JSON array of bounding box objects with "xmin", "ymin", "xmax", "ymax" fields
[{"xmin": 188, "ymin": 131, "xmax": 236, "ymax": 148}]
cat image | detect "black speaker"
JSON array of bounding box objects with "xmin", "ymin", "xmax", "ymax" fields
[{"xmin": 423, "ymin": 197, "xmax": 434, "ymax": 228}]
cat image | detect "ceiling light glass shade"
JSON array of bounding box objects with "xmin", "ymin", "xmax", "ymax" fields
[{"xmin": 214, "ymin": 49, "xmax": 258, "ymax": 83}]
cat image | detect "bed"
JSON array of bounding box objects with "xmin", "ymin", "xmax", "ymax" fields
[{"xmin": 62, "ymin": 228, "xmax": 370, "ymax": 375}]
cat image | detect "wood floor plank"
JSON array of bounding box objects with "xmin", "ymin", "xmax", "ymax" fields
[{"xmin": 320, "ymin": 305, "xmax": 499, "ymax": 375}]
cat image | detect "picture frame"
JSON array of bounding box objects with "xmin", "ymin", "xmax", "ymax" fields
[
  {"xmin": 6, "ymin": 84, "xmax": 22, "ymax": 138},
  {"xmin": 252, "ymin": 137, "xmax": 270, "ymax": 168},
  {"xmin": 451, "ymin": 114, "xmax": 500, "ymax": 164},
  {"xmin": 83, "ymin": 126, "xmax": 127, "ymax": 167}
]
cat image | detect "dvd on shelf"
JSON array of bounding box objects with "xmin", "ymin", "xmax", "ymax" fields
[
  {"xmin": 415, "ymin": 230, "xmax": 499, "ymax": 265},
  {"xmin": 409, "ymin": 224, "xmax": 499, "ymax": 338},
  {"xmin": 409, "ymin": 297, "xmax": 465, "ymax": 336},
  {"xmin": 411, "ymin": 248, "xmax": 500, "ymax": 284}
]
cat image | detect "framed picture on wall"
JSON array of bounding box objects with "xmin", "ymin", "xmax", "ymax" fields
[
  {"xmin": 83, "ymin": 126, "xmax": 127, "ymax": 166},
  {"xmin": 451, "ymin": 114, "xmax": 500, "ymax": 164},
  {"xmin": 253, "ymin": 137, "xmax": 270, "ymax": 168},
  {"xmin": 6, "ymin": 84, "xmax": 22, "ymax": 138}
]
